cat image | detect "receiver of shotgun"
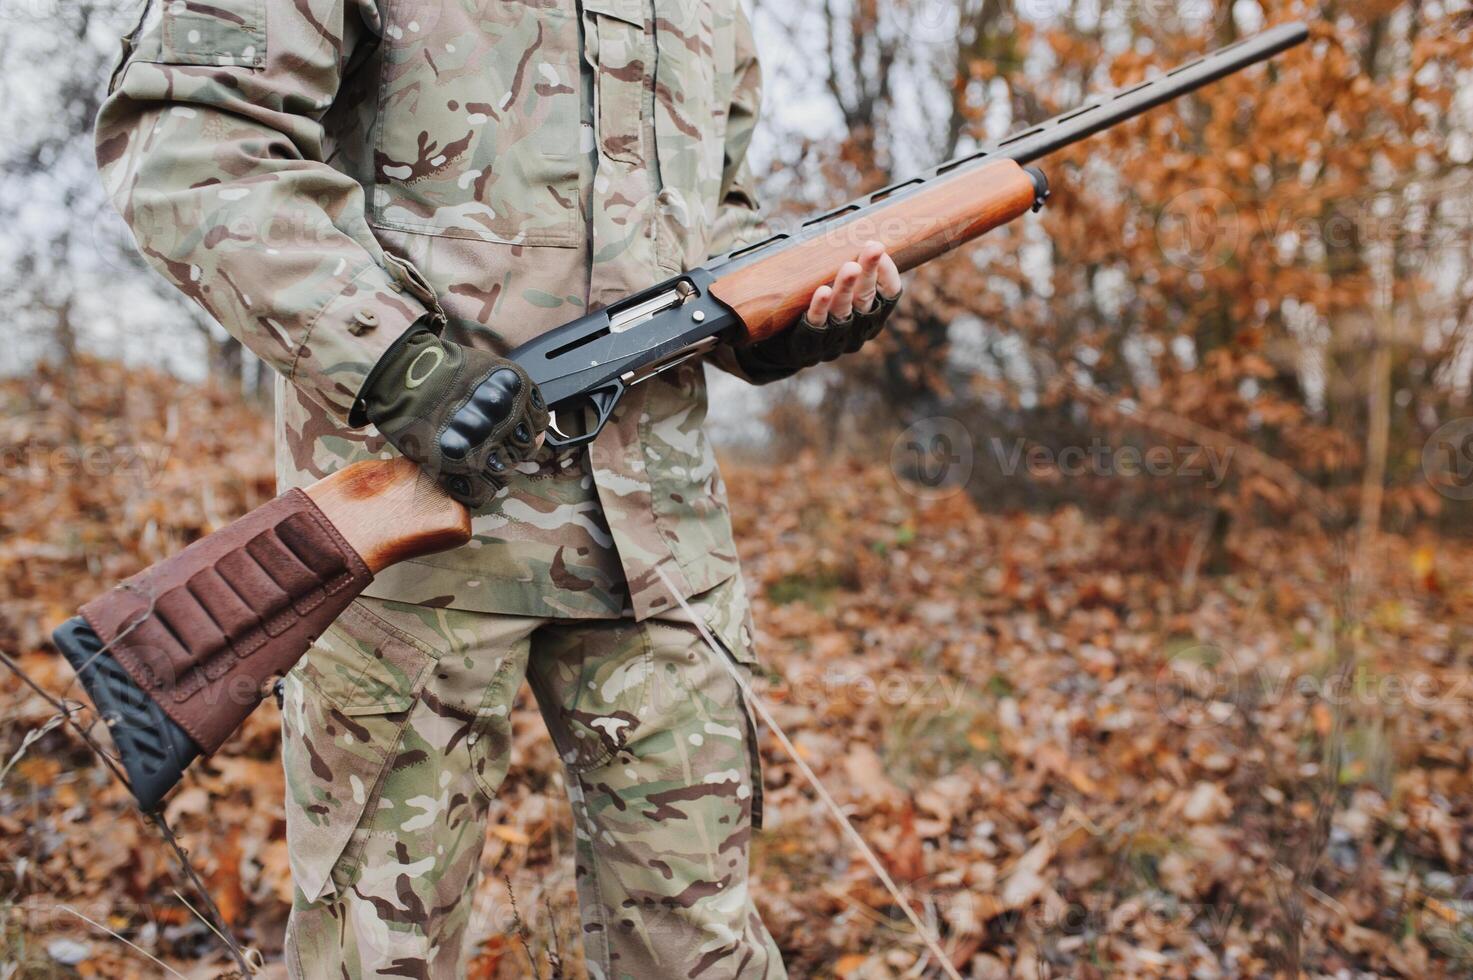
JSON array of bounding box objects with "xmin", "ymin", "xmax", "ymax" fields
[
  {"xmin": 54, "ymin": 22, "xmax": 1308, "ymax": 811},
  {"xmin": 522, "ymin": 20, "xmax": 1308, "ymax": 447}
]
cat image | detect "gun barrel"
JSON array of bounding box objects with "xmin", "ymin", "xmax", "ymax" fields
[
  {"xmin": 997, "ymin": 21, "xmax": 1310, "ymax": 165},
  {"xmin": 706, "ymin": 22, "xmax": 1309, "ymax": 285}
]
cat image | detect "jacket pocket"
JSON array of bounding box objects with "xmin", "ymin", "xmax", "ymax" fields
[
  {"xmin": 692, "ymin": 570, "xmax": 761, "ymax": 667},
  {"xmin": 582, "ymin": 0, "xmax": 648, "ymax": 166},
  {"xmin": 370, "ymin": 0, "xmax": 580, "ymax": 245},
  {"xmin": 281, "ymin": 600, "xmax": 434, "ymax": 901},
  {"xmin": 649, "ymin": 0, "xmax": 727, "ymax": 268},
  {"xmin": 106, "ymin": 0, "xmax": 153, "ymax": 92},
  {"xmin": 129, "ymin": 0, "xmax": 266, "ymax": 68},
  {"xmin": 650, "ymin": 0, "xmax": 721, "ymax": 194}
]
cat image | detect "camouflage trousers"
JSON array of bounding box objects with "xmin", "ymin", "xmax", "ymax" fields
[{"xmin": 279, "ymin": 574, "xmax": 785, "ymax": 979}]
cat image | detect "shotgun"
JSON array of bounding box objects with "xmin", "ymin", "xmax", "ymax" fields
[{"xmin": 53, "ymin": 22, "xmax": 1308, "ymax": 811}]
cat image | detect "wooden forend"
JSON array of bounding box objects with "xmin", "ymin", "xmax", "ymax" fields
[{"xmin": 712, "ymin": 158, "xmax": 1040, "ymax": 343}]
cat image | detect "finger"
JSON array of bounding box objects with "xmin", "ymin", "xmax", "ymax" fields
[
  {"xmin": 855, "ymin": 241, "xmax": 884, "ymax": 313},
  {"xmin": 485, "ymin": 444, "xmax": 512, "ymax": 472},
  {"xmin": 805, "ymin": 284, "xmax": 833, "ymax": 326},
  {"xmin": 829, "ymin": 261, "xmax": 862, "ymax": 321},
  {"xmin": 475, "ymin": 466, "xmax": 504, "ymax": 498},
  {"xmin": 876, "ymin": 252, "xmax": 903, "ymax": 300}
]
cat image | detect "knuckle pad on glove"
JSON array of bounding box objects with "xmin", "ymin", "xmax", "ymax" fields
[
  {"xmin": 438, "ymin": 428, "xmax": 473, "ymax": 462},
  {"xmin": 470, "ymin": 370, "xmax": 519, "ymax": 422},
  {"xmin": 484, "ymin": 367, "xmax": 523, "ymax": 403},
  {"xmin": 367, "ymin": 332, "xmax": 549, "ymax": 501},
  {"xmin": 443, "ymin": 474, "xmax": 482, "ymax": 506},
  {"xmin": 440, "ymin": 368, "xmax": 529, "ymax": 462}
]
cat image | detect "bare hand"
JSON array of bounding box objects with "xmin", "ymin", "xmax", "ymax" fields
[{"xmin": 804, "ymin": 240, "xmax": 903, "ymax": 325}]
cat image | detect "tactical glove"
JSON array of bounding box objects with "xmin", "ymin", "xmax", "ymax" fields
[
  {"xmin": 352, "ymin": 324, "xmax": 548, "ymax": 508},
  {"xmin": 733, "ymin": 288, "xmax": 902, "ymax": 385}
]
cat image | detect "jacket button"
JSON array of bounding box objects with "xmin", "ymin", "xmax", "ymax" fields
[{"xmin": 349, "ymin": 309, "xmax": 380, "ymax": 336}]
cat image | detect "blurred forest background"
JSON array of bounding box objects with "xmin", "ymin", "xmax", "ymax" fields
[{"xmin": 3, "ymin": 0, "xmax": 1473, "ymax": 977}]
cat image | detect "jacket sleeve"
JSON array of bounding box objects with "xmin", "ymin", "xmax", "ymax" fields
[
  {"xmin": 95, "ymin": 0, "xmax": 443, "ymax": 423},
  {"xmin": 706, "ymin": 3, "xmax": 772, "ymax": 382}
]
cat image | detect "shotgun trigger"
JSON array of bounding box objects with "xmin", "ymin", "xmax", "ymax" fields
[{"xmin": 543, "ymin": 379, "xmax": 626, "ymax": 451}]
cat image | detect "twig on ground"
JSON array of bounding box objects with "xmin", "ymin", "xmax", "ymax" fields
[
  {"xmin": 58, "ymin": 903, "xmax": 187, "ymax": 980},
  {"xmin": 505, "ymin": 875, "xmax": 541, "ymax": 980},
  {"xmin": 0, "ymin": 713, "xmax": 66, "ymax": 788},
  {"xmin": 0, "ymin": 647, "xmax": 256, "ymax": 977}
]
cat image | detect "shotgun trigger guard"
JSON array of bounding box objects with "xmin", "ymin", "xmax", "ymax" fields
[{"xmin": 543, "ymin": 379, "xmax": 625, "ymax": 451}]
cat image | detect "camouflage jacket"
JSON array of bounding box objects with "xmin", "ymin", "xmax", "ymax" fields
[{"xmin": 97, "ymin": 0, "xmax": 766, "ymax": 619}]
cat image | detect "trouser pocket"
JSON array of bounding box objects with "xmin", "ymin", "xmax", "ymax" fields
[
  {"xmin": 281, "ymin": 600, "xmax": 434, "ymax": 901},
  {"xmin": 693, "ymin": 592, "xmax": 766, "ymax": 831},
  {"xmin": 663, "ymin": 572, "xmax": 767, "ymax": 829}
]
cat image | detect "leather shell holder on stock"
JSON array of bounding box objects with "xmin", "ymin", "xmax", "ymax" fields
[{"xmin": 54, "ymin": 490, "xmax": 374, "ymax": 810}]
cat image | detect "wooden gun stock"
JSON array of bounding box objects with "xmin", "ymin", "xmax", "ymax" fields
[
  {"xmin": 713, "ymin": 160, "xmax": 1045, "ymax": 343},
  {"xmin": 51, "ymin": 458, "xmax": 468, "ymax": 811},
  {"xmin": 305, "ymin": 458, "xmax": 470, "ymax": 574}
]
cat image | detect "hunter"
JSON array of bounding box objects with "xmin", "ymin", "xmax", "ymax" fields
[{"xmin": 96, "ymin": 0, "xmax": 900, "ymax": 975}]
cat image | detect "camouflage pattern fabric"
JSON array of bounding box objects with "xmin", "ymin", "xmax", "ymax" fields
[
  {"xmin": 96, "ymin": 0, "xmax": 767, "ymax": 620},
  {"xmin": 281, "ymin": 574, "xmax": 784, "ymax": 979}
]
